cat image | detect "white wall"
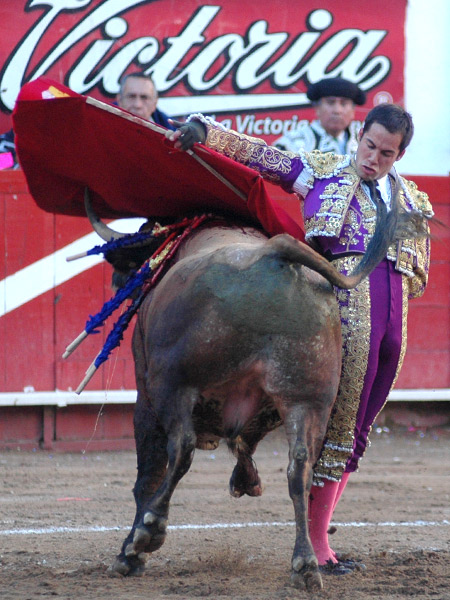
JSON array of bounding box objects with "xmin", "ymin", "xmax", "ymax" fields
[{"xmin": 399, "ymin": 0, "xmax": 450, "ymax": 176}]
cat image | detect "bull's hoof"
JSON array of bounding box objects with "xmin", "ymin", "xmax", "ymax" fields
[
  {"xmin": 291, "ymin": 554, "xmax": 323, "ymax": 592},
  {"xmin": 108, "ymin": 553, "xmax": 147, "ymax": 577},
  {"xmin": 230, "ymin": 478, "xmax": 262, "ymax": 498},
  {"xmin": 229, "ymin": 461, "xmax": 263, "ymax": 498},
  {"xmin": 127, "ymin": 511, "xmax": 167, "ymax": 554},
  {"xmin": 196, "ymin": 433, "xmax": 220, "ymax": 450},
  {"xmin": 290, "ymin": 567, "xmax": 323, "ymax": 592},
  {"xmin": 111, "ymin": 512, "xmax": 167, "ymax": 577}
]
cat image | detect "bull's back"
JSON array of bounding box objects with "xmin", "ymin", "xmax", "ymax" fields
[{"xmin": 136, "ymin": 240, "xmax": 340, "ymax": 395}]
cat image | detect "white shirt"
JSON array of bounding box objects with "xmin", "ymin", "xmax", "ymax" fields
[{"xmin": 362, "ymin": 174, "xmax": 392, "ymax": 211}]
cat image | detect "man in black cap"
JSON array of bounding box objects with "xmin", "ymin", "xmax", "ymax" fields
[{"xmin": 274, "ymin": 77, "xmax": 366, "ymax": 154}]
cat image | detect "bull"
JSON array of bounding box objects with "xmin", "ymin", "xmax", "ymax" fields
[{"xmin": 83, "ymin": 191, "xmax": 423, "ymax": 592}]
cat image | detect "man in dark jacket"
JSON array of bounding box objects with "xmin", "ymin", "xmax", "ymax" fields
[{"xmin": 117, "ymin": 72, "xmax": 175, "ymax": 130}]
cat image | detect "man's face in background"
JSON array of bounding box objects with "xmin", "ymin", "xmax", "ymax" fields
[
  {"xmin": 315, "ymin": 96, "xmax": 356, "ymax": 138},
  {"xmin": 118, "ymin": 77, "xmax": 157, "ymax": 120}
]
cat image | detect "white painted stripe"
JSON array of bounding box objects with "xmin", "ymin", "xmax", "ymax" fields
[
  {"xmin": 0, "ymin": 525, "xmax": 125, "ymax": 536},
  {"xmin": 1, "ymin": 519, "xmax": 448, "ymax": 537},
  {"xmin": 159, "ymin": 93, "xmax": 309, "ymax": 117},
  {"xmin": 1, "ymin": 388, "xmax": 449, "ymax": 406},
  {"xmin": 0, "ymin": 218, "xmax": 146, "ymax": 317},
  {"xmin": 0, "ymin": 390, "xmax": 137, "ymax": 407}
]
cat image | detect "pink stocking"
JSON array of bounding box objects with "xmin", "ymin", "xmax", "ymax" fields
[
  {"xmin": 308, "ymin": 480, "xmax": 339, "ymax": 565},
  {"xmin": 333, "ymin": 471, "xmax": 351, "ymax": 511}
]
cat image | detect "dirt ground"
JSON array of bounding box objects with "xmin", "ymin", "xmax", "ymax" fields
[{"xmin": 0, "ymin": 425, "xmax": 449, "ymax": 600}]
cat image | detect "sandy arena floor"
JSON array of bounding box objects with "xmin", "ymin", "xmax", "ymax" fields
[{"xmin": 0, "ymin": 425, "xmax": 449, "ymax": 600}]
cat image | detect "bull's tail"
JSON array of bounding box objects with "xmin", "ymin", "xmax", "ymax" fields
[{"xmin": 268, "ymin": 207, "xmax": 430, "ymax": 290}]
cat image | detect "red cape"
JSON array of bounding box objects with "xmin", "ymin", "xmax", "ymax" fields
[{"xmin": 13, "ymin": 77, "xmax": 304, "ymax": 240}]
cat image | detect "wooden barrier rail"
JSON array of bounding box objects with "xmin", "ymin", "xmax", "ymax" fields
[
  {"xmin": 0, "ymin": 389, "xmax": 449, "ymax": 407},
  {"xmin": 1, "ymin": 171, "xmax": 449, "ymax": 450}
]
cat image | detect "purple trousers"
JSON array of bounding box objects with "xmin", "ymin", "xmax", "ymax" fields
[
  {"xmin": 346, "ymin": 259, "xmax": 404, "ymax": 471},
  {"xmin": 313, "ymin": 257, "xmax": 406, "ymax": 484}
]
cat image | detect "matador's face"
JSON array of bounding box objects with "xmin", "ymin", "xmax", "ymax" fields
[{"xmin": 355, "ymin": 123, "xmax": 405, "ymax": 181}]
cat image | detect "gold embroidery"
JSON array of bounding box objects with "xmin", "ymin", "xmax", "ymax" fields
[
  {"xmin": 304, "ymin": 163, "xmax": 379, "ymax": 243},
  {"xmin": 313, "ymin": 255, "xmax": 371, "ymax": 484},
  {"xmin": 206, "ymin": 127, "xmax": 295, "ymax": 178},
  {"xmin": 302, "ymin": 150, "xmax": 350, "ymax": 178},
  {"xmin": 401, "ymin": 177, "xmax": 433, "ymax": 216},
  {"xmin": 339, "ymin": 206, "xmax": 363, "ymax": 250},
  {"xmin": 406, "ymin": 235, "xmax": 430, "ymax": 298}
]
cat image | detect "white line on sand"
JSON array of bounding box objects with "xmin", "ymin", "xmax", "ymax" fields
[{"xmin": 1, "ymin": 519, "xmax": 449, "ymax": 537}]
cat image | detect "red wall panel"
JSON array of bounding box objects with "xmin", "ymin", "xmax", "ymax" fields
[
  {"xmin": 54, "ymin": 405, "xmax": 134, "ymax": 442},
  {"xmin": 395, "ymin": 175, "xmax": 450, "ymax": 388},
  {"xmin": 1, "ymin": 170, "xmax": 449, "ymax": 395},
  {"xmin": 0, "ymin": 407, "xmax": 43, "ymax": 445},
  {"xmin": 1, "ymin": 181, "xmax": 55, "ymax": 390},
  {"xmin": 0, "ymin": 171, "xmax": 137, "ymax": 393}
]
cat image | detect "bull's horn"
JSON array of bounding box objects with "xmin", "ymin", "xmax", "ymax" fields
[
  {"xmin": 84, "ymin": 187, "xmax": 128, "ymax": 242},
  {"xmin": 84, "ymin": 187, "xmax": 156, "ymax": 249}
]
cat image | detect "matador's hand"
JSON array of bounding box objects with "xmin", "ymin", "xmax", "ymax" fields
[{"xmin": 166, "ymin": 119, "xmax": 207, "ymax": 151}]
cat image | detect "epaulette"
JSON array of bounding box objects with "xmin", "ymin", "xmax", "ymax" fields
[
  {"xmin": 301, "ymin": 149, "xmax": 350, "ymax": 179},
  {"xmin": 399, "ymin": 177, "xmax": 433, "ymax": 216}
]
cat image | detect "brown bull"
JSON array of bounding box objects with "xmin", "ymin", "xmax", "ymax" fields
[{"xmin": 85, "ymin": 194, "xmax": 422, "ymax": 592}]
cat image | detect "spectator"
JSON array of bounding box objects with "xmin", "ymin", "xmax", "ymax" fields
[
  {"xmin": 0, "ymin": 128, "xmax": 18, "ymax": 169},
  {"xmin": 117, "ymin": 73, "xmax": 175, "ymax": 130},
  {"xmin": 274, "ymin": 77, "xmax": 366, "ymax": 155}
]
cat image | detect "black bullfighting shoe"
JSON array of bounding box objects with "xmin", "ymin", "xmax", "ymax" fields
[
  {"xmin": 335, "ymin": 553, "xmax": 367, "ymax": 571},
  {"xmin": 318, "ymin": 559, "xmax": 353, "ymax": 575}
]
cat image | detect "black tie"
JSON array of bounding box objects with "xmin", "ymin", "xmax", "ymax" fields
[{"xmin": 368, "ymin": 180, "xmax": 387, "ymax": 225}]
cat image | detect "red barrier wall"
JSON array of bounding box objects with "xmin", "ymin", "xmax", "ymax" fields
[
  {"xmin": 0, "ymin": 170, "xmax": 448, "ymax": 449},
  {"xmin": 0, "ymin": 170, "xmax": 136, "ymax": 394},
  {"xmin": 395, "ymin": 176, "xmax": 450, "ymax": 388}
]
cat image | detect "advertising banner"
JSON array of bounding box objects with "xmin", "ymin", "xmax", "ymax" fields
[{"xmin": 1, "ymin": 0, "xmax": 406, "ymax": 144}]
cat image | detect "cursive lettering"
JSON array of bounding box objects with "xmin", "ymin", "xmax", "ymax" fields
[{"xmin": 0, "ymin": 2, "xmax": 391, "ymax": 116}]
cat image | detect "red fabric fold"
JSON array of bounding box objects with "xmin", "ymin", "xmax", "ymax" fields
[{"xmin": 13, "ymin": 77, "xmax": 304, "ymax": 241}]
